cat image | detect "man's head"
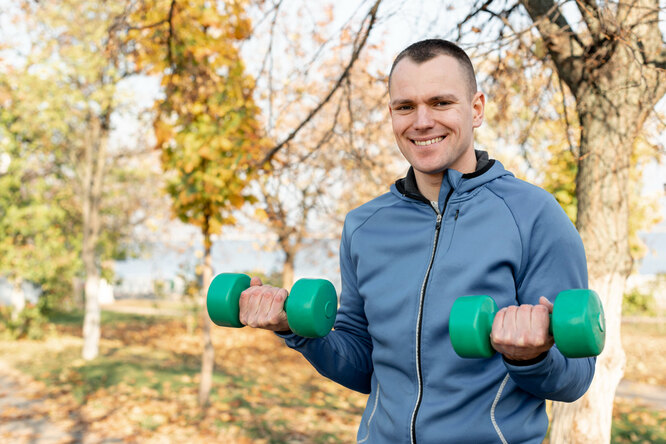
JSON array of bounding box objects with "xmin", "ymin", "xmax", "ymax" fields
[
  {"xmin": 388, "ymin": 39, "xmax": 477, "ymax": 99},
  {"xmin": 388, "ymin": 39, "xmax": 485, "ymax": 185}
]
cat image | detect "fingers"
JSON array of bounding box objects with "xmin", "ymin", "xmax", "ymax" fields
[
  {"xmin": 539, "ymin": 296, "xmax": 554, "ymax": 313},
  {"xmin": 265, "ymin": 288, "xmax": 288, "ymax": 328},
  {"xmin": 238, "ymin": 283, "xmax": 289, "ymax": 331},
  {"xmin": 490, "ymin": 302, "xmax": 554, "ymax": 361},
  {"xmin": 531, "ymin": 303, "xmax": 551, "ymax": 339},
  {"xmin": 250, "ymin": 276, "xmax": 263, "ymax": 287}
]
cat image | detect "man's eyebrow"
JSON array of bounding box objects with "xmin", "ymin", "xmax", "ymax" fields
[
  {"xmin": 389, "ymin": 98, "xmax": 414, "ymax": 108},
  {"xmin": 390, "ymin": 93, "xmax": 460, "ymax": 108},
  {"xmin": 429, "ymin": 94, "xmax": 459, "ymax": 103}
]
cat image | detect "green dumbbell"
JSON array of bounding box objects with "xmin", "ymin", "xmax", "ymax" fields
[
  {"xmin": 449, "ymin": 289, "xmax": 605, "ymax": 358},
  {"xmin": 207, "ymin": 273, "xmax": 337, "ymax": 338}
]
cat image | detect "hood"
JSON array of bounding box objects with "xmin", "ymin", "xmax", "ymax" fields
[{"xmin": 393, "ymin": 150, "xmax": 513, "ymax": 210}]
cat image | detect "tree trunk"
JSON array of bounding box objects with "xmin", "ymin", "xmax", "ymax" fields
[
  {"xmin": 82, "ymin": 273, "xmax": 101, "ymax": 360},
  {"xmin": 10, "ymin": 277, "xmax": 25, "ymax": 321},
  {"xmin": 81, "ymin": 112, "xmax": 109, "ymax": 361},
  {"xmin": 198, "ymin": 229, "xmax": 215, "ymax": 407},
  {"xmin": 549, "ymin": 40, "xmax": 666, "ymax": 442},
  {"xmin": 282, "ymin": 249, "xmax": 295, "ymax": 289},
  {"xmin": 550, "ymin": 273, "xmax": 626, "ymax": 442}
]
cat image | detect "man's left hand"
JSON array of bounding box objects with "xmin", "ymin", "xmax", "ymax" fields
[{"xmin": 490, "ymin": 296, "xmax": 555, "ymax": 362}]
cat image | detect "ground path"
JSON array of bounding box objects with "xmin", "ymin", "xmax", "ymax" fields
[
  {"xmin": 1, "ymin": 358, "xmax": 665, "ymax": 443},
  {"xmin": 0, "ymin": 361, "xmax": 74, "ymax": 444},
  {"xmin": 0, "ymin": 361, "xmax": 124, "ymax": 444},
  {"xmin": 1, "ymin": 304, "xmax": 664, "ymax": 442}
]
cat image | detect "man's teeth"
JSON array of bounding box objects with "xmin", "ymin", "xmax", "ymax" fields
[{"xmin": 413, "ymin": 136, "xmax": 444, "ymax": 146}]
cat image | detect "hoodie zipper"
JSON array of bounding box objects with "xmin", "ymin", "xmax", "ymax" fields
[{"xmin": 409, "ymin": 189, "xmax": 453, "ymax": 444}]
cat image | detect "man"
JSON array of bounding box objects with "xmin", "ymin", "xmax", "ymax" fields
[{"xmin": 238, "ymin": 39, "xmax": 594, "ymax": 443}]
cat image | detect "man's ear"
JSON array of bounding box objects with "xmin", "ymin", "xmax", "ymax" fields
[{"xmin": 472, "ymin": 91, "xmax": 485, "ymax": 128}]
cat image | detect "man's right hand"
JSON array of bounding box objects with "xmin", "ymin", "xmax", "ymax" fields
[{"xmin": 237, "ymin": 277, "xmax": 291, "ymax": 332}]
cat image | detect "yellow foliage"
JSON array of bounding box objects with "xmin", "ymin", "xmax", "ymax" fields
[{"xmin": 129, "ymin": 0, "xmax": 267, "ymax": 235}]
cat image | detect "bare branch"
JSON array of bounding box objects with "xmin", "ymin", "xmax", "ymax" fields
[
  {"xmin": 646, "ymin": 48, "xmax": 666, "ymax": 69},
  {"xmin": 575, "ymin": 0, "xmax": 604, "ymax": 40},
  {"xmin": 456, "ymin": 0, "xmax": 496, "ymax": 40},
  {"xmin": 557, "ymin": 73, "xmax": 579, "ymax": 158},
  {"xmin": 166, "ymin": 0, "xmax": 177, "ymax": 69},
  {"xmin": 625, "ymin": 0, "xmax": 666, "ymax": 69},
  {"xmin": 519, "ymin": 0, "xmax": 586, "ymax": 93},
  {"xmin": 256, "ymin": 0, "xmax": 383, "ymax": 167}
]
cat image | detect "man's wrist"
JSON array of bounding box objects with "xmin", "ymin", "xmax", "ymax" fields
[{"xmin": 503, "ymin": 351, "xmax": 549, "ymax": 366}]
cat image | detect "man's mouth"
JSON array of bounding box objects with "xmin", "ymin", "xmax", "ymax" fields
[{"xmin": 412, "ymin": 136, "xmax": 445, "ymax": 146}]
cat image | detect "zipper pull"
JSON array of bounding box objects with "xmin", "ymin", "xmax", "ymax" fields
[
  {"xmin": 436, "ymin": 213, "xmax": 443, "ymax": 229},
  {"xmin": 455, "ymin": 209, "xmax": 459, "ymax": 220}
]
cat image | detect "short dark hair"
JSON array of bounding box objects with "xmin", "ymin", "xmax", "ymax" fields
[{"xmin": 388, "ymin": 39, "xmax": 477, "ymax": 97}]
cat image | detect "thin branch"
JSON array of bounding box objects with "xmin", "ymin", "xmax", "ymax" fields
[
  {"xmin": 295, "ymin": 92, "xmax": 345, "ymax": 166},
  {"xmin": 519, "ymin": 0, "xmax": 586, "ymax": 93},
  {"xmin": 516, "ymin": 70, "xmax": 553, "ymax": 168},
  {"xmin": 254, "ymin": 0, "xmax": 282, "ymax": 82},
  {"xmin": 456, "ymin": 0, "xmax": 496, "ymax": 40},
  {"xmin": 256, "ymin": 0, "xmax": 383, "ymax": 167},
  {"xmin": 166, "ymin": 0, "xmax": 177, "ymax": 69},
  {"xmin": 557, "ymin": 73, "xmax": 579, "ymax": 159},
  {"xmin": 575, "ymin": 0, "xmax": 604, "ymax": 41}
]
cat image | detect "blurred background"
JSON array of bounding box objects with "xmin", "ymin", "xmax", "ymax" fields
[{"xmin": 0, "ymin": 1, "xmax": 664, "ymax": 443}]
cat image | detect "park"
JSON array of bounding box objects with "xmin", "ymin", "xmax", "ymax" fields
[{"xmin": 1, "ymin": 0, "xmax": 666, "ymax": 443}]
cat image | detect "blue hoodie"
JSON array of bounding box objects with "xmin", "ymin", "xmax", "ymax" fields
[{"xmin": 278, "ymin": 152, "xmax": 595, "ymax": 443}]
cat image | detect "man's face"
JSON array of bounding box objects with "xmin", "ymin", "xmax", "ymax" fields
[{"xmin": 388, "ymin": 55, "xmax": 485, "ymax": 178}]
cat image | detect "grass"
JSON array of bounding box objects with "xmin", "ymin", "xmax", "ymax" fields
[
  {"xmin": 48, "ymin": 308, "xmax": 177, "ymax": 328},
  {"xmin": 621, "ymin": 319, "xmax": 666, "ymax": 386},
  {"xmin": 612, "ymin": 400, "xmax": 666, "ymax": 443},
  {"xmin": 1, "ymin": 308, "xmax": 365, "ymax": 443},
  {"xmin": 0, "ymin": 306, "xmax": 664, "ymax": 443}
]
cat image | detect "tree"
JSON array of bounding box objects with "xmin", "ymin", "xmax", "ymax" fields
[
  {"xmin": 0, "ymin": 69, "xmax": 80, "ymax": 318},
  {"xmin": 13, "ymin": 0, "xmax": 159, "ymax": 359},
  {"xmin": 455, "ymin": 1, "xmax": 666, "ymax": 441},
  {"xmin": 246, "ymin": 1, "xmax": 400, "ymax": 287},
  {"xmin": 130, "ymin": 0, "xmax": 267, "ymax": 406},
  {"xmin": 253, "ymin": 0, "xmax": 384, "ymax": 166}
]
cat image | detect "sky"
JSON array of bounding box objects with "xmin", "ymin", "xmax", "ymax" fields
[{"xmin": 0, "ymin": 0, "xmax": 664, "ymax": 279}]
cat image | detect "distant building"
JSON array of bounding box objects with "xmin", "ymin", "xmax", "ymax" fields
[{"xmin": 0, "ymin": 279, "xmax": 42, "ymax": 308}]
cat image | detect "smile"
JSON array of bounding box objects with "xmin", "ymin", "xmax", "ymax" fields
[{"xmin": 412, "ymin": 136, "xmax": 444, "ymax": 146}]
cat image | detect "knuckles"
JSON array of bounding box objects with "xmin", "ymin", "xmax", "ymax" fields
[{"xmin": 237, "ymin": 285, "xmax": 287, "ymax": 330}]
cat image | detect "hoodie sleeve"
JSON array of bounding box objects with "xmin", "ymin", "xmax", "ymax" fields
[
  {"xmin": 505, "ymin": 191, "xmax": 595, "ymax": 402},
  {"xmin": 276, "ymin": 219, "xmax": 374, "ymax": 394}
]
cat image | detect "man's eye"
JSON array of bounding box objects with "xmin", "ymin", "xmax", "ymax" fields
[{"xmin": 436, "ymin": 101, "xmax": 451, "ymax": 107}]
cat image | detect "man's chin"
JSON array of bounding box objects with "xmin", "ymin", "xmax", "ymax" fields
[{"xmin": 413, "ymin": 166, "xmax": 447, "ymax": 177}]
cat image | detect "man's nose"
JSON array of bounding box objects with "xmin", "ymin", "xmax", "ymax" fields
[{"xmin": 413, "ymin": 106, "xmax": 435, "ymax": 130}]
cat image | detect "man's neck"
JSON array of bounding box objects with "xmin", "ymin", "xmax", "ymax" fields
[
  {"xmin": 414, "ymin": 171, "xmax": 445, "ymax": 203},
  {"xmin": 413, "ymin": 149, "xmax": 479, "ymax": 203}
]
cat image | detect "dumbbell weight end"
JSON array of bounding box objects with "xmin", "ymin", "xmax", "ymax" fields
[
  {"xmin": 449, "ymin": 295, "xmax": 498, "ymax": 358},
  {"xmin": 551, "ymin": 289, "xmax": 605, "ymax": 358},
  {"xmin": 286, "ymin": 278, "xmax": 337, "ymax": 338},
  {"xmin": 207, "ymin": 273, "xmax": 250, "ymax": 328}
]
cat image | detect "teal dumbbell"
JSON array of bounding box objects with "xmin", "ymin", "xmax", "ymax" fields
[
  {"xmin": 207, "ymin": 273, "xmax": 337, "ymax": 338},
  {"xmin": 449, "ymin": 289, "xmax": 605, "ymax": 358}
]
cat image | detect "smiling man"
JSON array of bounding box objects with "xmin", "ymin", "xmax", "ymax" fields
[
  {"xmin": 388, "ymin": 45, "xmax": 483, "ymax": 201},
  {"xmin": 238, "ymin": 39, "xmax": 595, "ymax": 443}
]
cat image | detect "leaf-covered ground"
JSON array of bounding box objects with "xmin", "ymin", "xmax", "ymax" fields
[
  {"xmin": 1, "ymin": 311, "xmax": 366, "ymax": 443},
  {"xmin": 0, "ymin": 309, "xmax": 664, "ymax": 443},
  {"xmin": 621, "ymin": 320, "xmax": 666, "ymax": 386}
]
